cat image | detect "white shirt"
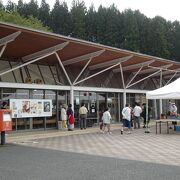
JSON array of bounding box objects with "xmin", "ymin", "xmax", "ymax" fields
[
  {"xmin": 79, "ymin": 106, "xmax": 88, "ymax": 115},
  {"xmin": 122, "ymin": 107, "xmax": 131, "ymax": 121},
  {"xmin": 171, "ymin": 104, "xmax": 177, "ymax": 113},
  {"xmin": 133, "ymin": 105, "xmax": 142, "ymax": 117},
  {"xmin": 61, "ymin": 108, "xmax": 67, "ymax": 120},
  {"xmin": 102, "ymin": 111, "xmax": 111, "ymax": 124}
]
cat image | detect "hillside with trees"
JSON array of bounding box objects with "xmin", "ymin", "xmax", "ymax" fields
[{"xmin": 1, "ymin": 0, "xmax": 180, "ymax": 61}]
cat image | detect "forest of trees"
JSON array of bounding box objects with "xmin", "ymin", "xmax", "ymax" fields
[{"xmin": 1, "ymin": 0, "xmax": 180, "ymax": 62}]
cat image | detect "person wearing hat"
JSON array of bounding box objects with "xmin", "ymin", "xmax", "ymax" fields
[{"xmin": 170, "ymin": 102, "xmax": 177, "ymax": 116}]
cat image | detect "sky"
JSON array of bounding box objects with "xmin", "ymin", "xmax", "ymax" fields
[{"xmin": 2, "ymin": 0, "xmax": 180, "ymax": 22}]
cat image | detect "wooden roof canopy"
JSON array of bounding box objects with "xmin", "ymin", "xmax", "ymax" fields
[{"xmin": 1, "ymin": 22, "xmax": 180, "ymax": 79}]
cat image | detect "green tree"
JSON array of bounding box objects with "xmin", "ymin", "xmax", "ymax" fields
[
  {"xmin": 50, "ymin": 0, "xmax": 71, "ymax": 36},
  {"xmin": 0, "ymin": 0, "xmax": 4, "ymax": 10},
  {"xmin": 0, "ymin": 9, "xmax": 51, "ymax": 32},
  {"xmin": 17, "ymin": 0, "xmax": 25, "ymax": 16},
  {"xmin": 103, "ymin": 4, "xmax": 120, "ymax": 47},
  {"xmin": 96, "ymin": 5, "xmax": 107, "ymax": 44},
  {"xmin": 170, "ymin": 21, "xmax": 180, "ymax": 61},
  {"xmin": 6, "ymin": 0, "xmax": 16, "ymax": 11},
  {"xmin": 38, "ymin": 0, "xmax": 50, "ymax": 27},
  {"xmin": 121, "ymin": 9, "xmax": 140, "ymax": 52},
  {"xmin": 85, "ymin": 4, "xmax": 97, "ymax": 42},
  {"xmin": 147, "ymin": 16, "xmax": 170, "ymax": 58},
  {"xmin": 70, "ymin": 0, "xmax": 87, "ymax": 39},
  {"xmin": 21, "ymin": 0, "xmax": 39, "ymax": 18}
]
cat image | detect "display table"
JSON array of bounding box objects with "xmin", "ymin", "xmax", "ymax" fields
[{"xmin": 155, "ymin": 119, "xmax": 179, "ymax": 134}]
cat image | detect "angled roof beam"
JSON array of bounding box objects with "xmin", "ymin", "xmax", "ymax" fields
[
  {"xmin": 126, "ymin": 69, "xmax": 161, "ymax": 88},
  {"xmin": 55, "ymin": 52, "xmax": 72, "ymax": 85},
  {"xmin": 149, "ymin": 64, "xmax": 174, "ymax": 70},
  {"xmin": 165, "ymin": 72, "xmax": 177, "ymax": 85},
  {"xmin": 73, "ymin": 57, "xmax": 93, "ymax": 85},
  {"xmin": 0, "ymin": 44, "xmax": 7, "ymax": 58},
  {"xmin": 74, "ymin": 61, "xmax": 121, "ymax": 86},
  {"xmin": 113, "ymin": 60, "xmax": 155, "ymax": 73},
  {"xmin": 136, "ymin": 64, "xmax": 173, "ymax": 75},
  {"xmin": 0, "ymin": 31, "xmax": 21, "ymax": 46},
  {"xmin": 22, "ymin": 42, "xmax": 69, "ymax": 62},
  {"xmin": 89, "ymin": 55, "xmax": 133, "ymax": 71},
  {"xmin": 163, "ymin": 73, "xmax": 180, "ymax": 79},
  {"xmin": 126, "ymin": 66, "xmax": 144, "ymax": 88},
  {"xmin": 63, "ymin": 49, "xmax": 105, "ymax": 66},
  {"xmin": 0, "ymin": 52, "xmax": 54, "ymax": 76},
  {"xmin": 153, "ymin": 68, "xmax": 180, "ymax": 77}
]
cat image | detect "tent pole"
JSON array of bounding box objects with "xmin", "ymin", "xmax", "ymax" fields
[{"xmin": 145, "ymin": 98, "xmax": 150, "ymax": 133}]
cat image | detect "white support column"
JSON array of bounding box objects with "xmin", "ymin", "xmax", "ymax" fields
[
  {"xmin": 120, "ymin": 63, "xmax": 125, "ymax": 89},
  {"xmin": 154, "ymin": 99, "xmax": 158, "ymax": 119},
  {"xmin": 159, "ymin": 70, "xmax": 163, "ymax": 115},
  {"xmin": 123, "ymin": 91, "xmax": 126, "ymax": 107},
  {"xmin": 70, "ymin": 86, "xmax": 74, "ymax": 111}
]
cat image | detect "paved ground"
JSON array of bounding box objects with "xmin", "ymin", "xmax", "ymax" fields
[{"xmin": 0, "ymin": 123, "xmax": 180, "ymax": 180}]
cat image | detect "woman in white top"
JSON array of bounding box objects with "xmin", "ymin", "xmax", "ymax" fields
[
  {"xmin": 121, "ymin": 104, "xmax": 131, "ymax": 134},
  {"xmin": 61, "ymin": 104, "xmax": 67, "ymax": 129},
  {"xmin": 102, "ymin": 108, "xmax": 112, "ymax": 134}
]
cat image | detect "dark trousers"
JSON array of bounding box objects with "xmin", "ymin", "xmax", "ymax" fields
[
  {"xmin": 134, "ymin": 116, "xmax": 140, "ymax": 129},
  {"xmin": 80, "ymin": 114, "xmax": 87, "ymax": 129}
]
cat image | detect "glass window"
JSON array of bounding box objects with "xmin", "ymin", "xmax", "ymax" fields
[
  {"xmin": 32, "ymin": 90, "xmax": 44, "ymax": 99},
  {"xmin": 45, "ymin": 90, "xmax": 57, "ymax": 128}
]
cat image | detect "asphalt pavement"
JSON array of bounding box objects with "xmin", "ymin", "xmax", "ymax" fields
[{"xmin": 0, "ymin": 124, "xmax": 180, "ymax": 180}]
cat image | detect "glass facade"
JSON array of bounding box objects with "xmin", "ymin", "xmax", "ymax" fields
[{"xmin": 0, "ymin": 87, "xmax": 156, "ymax": 131}]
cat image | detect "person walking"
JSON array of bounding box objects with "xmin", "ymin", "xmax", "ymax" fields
[
  {"xmin": 67, "ymin": 104, "xmax": 74, "ymax": 131},
  {"xmin": 133, "ymin": 102, "xmax": 142, "ymax": 129},
  {"xmin": 61, "ymin": 104, "xmax": 67, "ymax": 129},
  {"xmin": 121, "ymin": 104, "xmax": 132, "ymax": 134},
  {"xmin": 102, "ymin": 108, "xmax": 112, "ymax": 134},
  {"xmin": 79, "ymin": 103, "xmax": 88, "ymax": 130}
]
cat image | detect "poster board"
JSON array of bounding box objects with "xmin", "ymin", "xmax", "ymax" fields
[{"xmin": 10, "ymin": 99, "xmax": 52, "ymax": 118}]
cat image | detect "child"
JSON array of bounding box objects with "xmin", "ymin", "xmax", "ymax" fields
[{"xmin": 102, "ymin": 108, "xmax": 112, "ymax": 134}]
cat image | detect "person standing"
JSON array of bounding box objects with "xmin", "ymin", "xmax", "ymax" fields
[
  {"xmin": 121, "ymin": 104, "xmax": 131, "ymax": 134},
  {"xmin": 133, "ymin": 102, "xmax": 142, "ymax": 129},
  {"xmin": 61, "ymin": 104, "xmax": 67, "ymax": 129},
  {"xmin": 79, "ymin": 103, "xmax": 88, "ymax": 130},
  {"xmin": 141, "ymin": 103, "xmax": 151, "ymax": 128},
  {"xmin": 67, "ymin": 104, "xmax": 74, "ymax": 131},
  {"xmin": 102, "ymin": 108, "xmax": 112, "ymax": 134},
  {"xmin": 170, "ymin": 103, "xmax": 177, "ymax": 116}
]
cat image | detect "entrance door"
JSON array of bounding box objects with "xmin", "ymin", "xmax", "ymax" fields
[
  {"xmin": 74, "ymin": 91, "xmax": 97, "ymax": 127},
  {"xmin": 107, "ymin": 93, "xmax": 119, "ymax": 123},
  {"xmin": 97, "ymin": 93, "xmax": 106, "ymax": 123}
]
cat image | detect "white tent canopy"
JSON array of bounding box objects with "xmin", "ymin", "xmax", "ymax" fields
[{"xmin": 146, "ymin": 78, "xmax": 180, "ymax": 99}]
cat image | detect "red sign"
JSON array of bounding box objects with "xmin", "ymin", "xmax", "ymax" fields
[{"xmin": 0, "ymin": 110, "xmax": 12, "ymax": 131}]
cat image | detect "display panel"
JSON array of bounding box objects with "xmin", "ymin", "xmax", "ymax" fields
[{"xmin": 10, "ymin": 99, "xmax": 52, "ymax": 118}]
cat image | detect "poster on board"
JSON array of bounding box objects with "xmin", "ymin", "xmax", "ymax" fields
[{"xmin": 10, "ymin": 99, "xmax": 52, "ymax": 118}]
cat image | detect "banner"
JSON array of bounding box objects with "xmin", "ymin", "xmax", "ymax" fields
[{"xmin": 10, "ymin": 99, "xmax": 52, "ymax": 118}]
